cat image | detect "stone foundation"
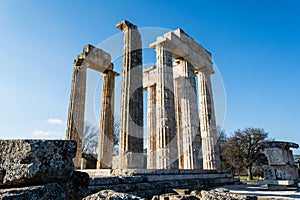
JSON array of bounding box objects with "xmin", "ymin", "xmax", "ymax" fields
[{"xmin": 80, "ymin": 169, "xmax": 239, "ymax": 199}]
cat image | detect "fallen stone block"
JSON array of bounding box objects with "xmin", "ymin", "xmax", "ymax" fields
[
  {"xmin": 64, "ymin": 170, "xmax": 90, "ymax": 200},
  {"xmin": 0, "ymin": 182, "xmax": 66, "ymax": 200},
  {"xmin": 0, "ymin": 140, "xmax": 76, "ymax": 187}
]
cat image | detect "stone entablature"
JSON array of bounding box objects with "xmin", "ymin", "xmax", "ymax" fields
[{"xmin": 150, "ymin": 28, "xmax": 213, "ymax": 74}]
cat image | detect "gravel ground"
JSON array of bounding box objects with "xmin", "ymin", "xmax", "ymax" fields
[{"xmin": 221, "ymin": 183, "xmax": 300, "ymax": 200}]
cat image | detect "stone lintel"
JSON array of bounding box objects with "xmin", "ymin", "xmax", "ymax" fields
[
  {"xmin": 74, "ymin": 44, "xmax": 112, "ymax": 73},
  {"xmin": 262, "ymin": 141, "xmax": 299, "ymax": 149},
  {"xmin": 116, "ymin": 20, "xmax": 137, "ymax": 32},
  {"xmin": 150, "ymin": 29, "xmax": 214, "ymax": 74}
]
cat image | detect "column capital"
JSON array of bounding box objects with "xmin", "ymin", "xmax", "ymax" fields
[
  {"xmin": 196, "ymin": 69, "xmax": 214, "ymax": 76},
  {"xmin": 103, "ymin": 69, "xmax": 120, "ymax": 77},
  {"xmin": 150, "ymin": 40, "xmax": 173, "ymax": 52},
  {"xmin": 116, "ymin": 20, "xmax": 137, "ymax": 32}
]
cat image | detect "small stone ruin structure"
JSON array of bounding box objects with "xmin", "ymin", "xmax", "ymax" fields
[
  {"xmin": 66, "ymin": 20, "xmax": 221, "ymax": 172},
  {"xmin": 261, "ymin": 141, "xmax": 299, "ymax": 190}
]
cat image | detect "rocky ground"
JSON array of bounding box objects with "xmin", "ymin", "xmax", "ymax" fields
[
  {"xmin": 83, "ymin": 188, "xmax": 256, "ymax": 200},
  {"xmin": 1, "ymin": 140, "xmax": 299, "ymax": 200},
  {"xmin": 83, "ymin": 184, "xmax": 300, "ymax": 200}
]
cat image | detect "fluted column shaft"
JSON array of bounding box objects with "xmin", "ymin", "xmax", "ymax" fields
[
  {"xmin": 117, "ymin": 20, "xmax": 144, "ymax": 169},
  {"xmin": 174, "ymin": 59, "xmax": 202, "ymax": 169},
  {"xmin": 97, "ymin": 68, "xmax": 117, "ymax": 169},
  {"xmin": 198, "ymin": 71, "xmax": 221, "ymax": 170},
  {"xmin": 147, "ymin": 85, "xmax": 157, "ymax": 169},
  {"xmin": 155, "ymin": 44, "xmax": 178, "ymax": 169},
  {"xmin": 66, "ymin": 65, "xmax": 87, "ymax": 169}
]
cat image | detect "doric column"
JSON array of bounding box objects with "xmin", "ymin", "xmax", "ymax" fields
[
  {"xmin": 97, "ymin": 65, "xmax": 119, "ymax": 169},
  {"xmin": 116, "ymin": 20, "xmax": 144, "ymax": 169},
  {"xmin": 154, "ymin": 44, "xmax": 178, "ymax": 169},
  {"xmin": 174, "ymin": 76, "xmax": 183, "ymax": 169},
  {"xmin": 198, "ymin": 70, "xmax": 221, "ymax": 170},
  {"xmin": 66, "ymin": 63, "xmax": 87, "ymax": 169},
  {"xmin": 173, "ymin": 59, "xmax": 202, "ymax": 169},
  {"xmin": 147, "ymin": 85, "xmax": 156, "ymax": 169}
]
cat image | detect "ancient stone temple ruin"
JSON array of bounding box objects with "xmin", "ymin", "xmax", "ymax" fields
[
  {"xmin": 0, "ymin": 20, "xmax": 242, "ymax": 200},
  {"xmin": 66, "ymin": 20, "xmax": 221, "ymax": 171}
]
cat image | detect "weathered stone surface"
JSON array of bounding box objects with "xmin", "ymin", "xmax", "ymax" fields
[
  {"xmin": 64, "ymin": 171, "xmax": 90, "ymax": 200},
  {"xmin": 152, "ymin": 44, "xmax": 178, "ymax": 169},
  {"xmin": 198, "ymin": 189, "xmax": 256, "ymax": 200},
  {"xmin": 261, "ymin": 141, "xmax": 299, "ymax": 190},
  {"xmin": 117, "ymin": 20, "xmax": 144, "ymax": 169},
  {"xmin": 173, "ymin": 59, "xmax": 202, "ymax": 170},
  {"xmin": 66, "ymin": 63, "xmax": 87, "ymax": 169},
  {"xmin": 150, "ymin": 29, "xmax": 213, "ymax": 73},
  {"xmin": 83, "ymin": 190, "xmax": 146, "ymax": 200},
  {"xmin": 75, "ymin": 44, "xmax": 112, "ymax": 73},
  {"xmin": 147, "ymin": 84, "xmax": 157, "ymax": 169},
  {"xmin": 0, "ymin": 183, "xmax": 66, "ymax": 200},
  {"xmin": 97, "ymin": 67, "xmax": 119, "ymax": 169},
  {"xmin": 152, "ymin": 188, "xmax": 256, "ymax": 200},
  {"xmin": 263, "ymin": 165, "xmax": 298, "ymax": 180},
  {"xmin": 86, "ymin": 170, "xmax": 239, "ymax": 199},
  {"xmin": 0, "ymin": 140, "xmax": 76, "ymax": 187},
  {"xmin": 67, "ymin": 44, "xmax": 112, "ymax": 169},
  {"xmin": 197, "ymin": 71, "xmax": 221, "ymax": 170},
  {"xmin": 153, "ymin": 193, "xmax": 199, "ymax": 200}
]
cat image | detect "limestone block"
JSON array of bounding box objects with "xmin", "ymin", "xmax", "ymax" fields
[
  {"xmin": 0, "ymin": 183, "xmax": 66, "ymax": 200},
  {"xmin": 263, "ymin": 165, "xmax": 298, "ymax": 180},
  {"xmin": 78, "ymin": 44, "xmax": 112, "ymax": 73},
  {"xmin": 150, "ymin": 29, "xmax": 213, "ymax": 73},
  {"xmin": 83, "ymin": 190, "xmax": 146, "ymax": 200},
  {"xmin": 79, "ymin": 169, "xmax": 112, "ymax": 177},
  {"xmin": 124, "ymin": 153, "xmax": 145, "ymax": 169},
  {"xmin": 200, "ymin": 189, "xmax": 256, "ymax": 200},
  {"xmin": 261, "ymin": 179, "xmax": 295, "ymax": 186},
  {"xmin": 89, "ymin": 177, "xmax": 120, "ymax": 186},
  {"xmin": 0, "ymin": 140, "xmax": 76, "ymax": 187},
  {"xmin": 264, "ymin": 148, "xmax": 289, "ymax": 165},
  {"xmin": 118, "ymin": 20, "xmax": 144, "ymax": 169},
  {"xmin": 64, "ymin": 170, "xmax": 90, "ymax": 200}
]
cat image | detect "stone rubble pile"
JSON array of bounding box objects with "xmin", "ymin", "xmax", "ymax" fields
[
  {"xmin": 83, "ymin": 188, "xmax": 256, "ymax": 200},
  {"xmin": 83, "ymin": 190, "xmax": 146, "ymax": 200}
]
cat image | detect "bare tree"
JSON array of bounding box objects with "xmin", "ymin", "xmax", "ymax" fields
[
  {"xmin": 82, "ymin": 117, "xmax": 120, "ymax": 157},
  {"xmin": 82, "ymin": 121, "xmax": 98, "ymax": 157},
  {"xmin": 220, "ymin": 127, "xmax": 269, "ymax": 180},
  {"xmin": 113, "ymin": 117, "xmax": 120, "ymax": 156}
]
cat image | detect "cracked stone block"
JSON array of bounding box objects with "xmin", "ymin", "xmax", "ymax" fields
[{"xmin": 0, "ymin": 140, "xmax": 76, "ymax": 187}]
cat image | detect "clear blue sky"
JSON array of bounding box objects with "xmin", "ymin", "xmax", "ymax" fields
[{"xmin": 0, "ymin": 0, "xmax": 299, "ymax": 153}]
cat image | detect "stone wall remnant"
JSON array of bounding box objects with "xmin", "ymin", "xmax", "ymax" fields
[{"xmin": 261, "ymin": 141, "xmax": 299, "ymax": 190}]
